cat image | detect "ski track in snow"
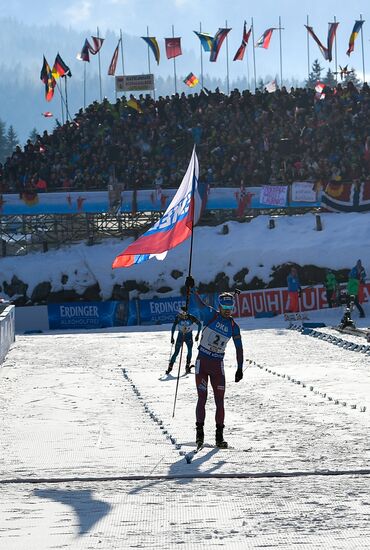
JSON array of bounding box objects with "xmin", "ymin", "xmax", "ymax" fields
[{"xmin": 0, "ymin": 323, "xmax": 370, "ymax": 549}]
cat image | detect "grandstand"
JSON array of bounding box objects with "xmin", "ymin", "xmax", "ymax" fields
[{"xmin": 1, "ymin": 83, "xmax": 370, "ymax": 256}]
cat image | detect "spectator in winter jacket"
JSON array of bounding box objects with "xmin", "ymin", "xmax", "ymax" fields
[
  {"xmin": 350, "ymin": 259, "xmax": 366, "ymax": 283},
  {"xmin": 347, "ymin": 272, "xmax": 365, "ymax": 318},
  {"xmin": 350, "ymin": 259, "xmax": 367, "ymax": 305},
  {"xmin": 324, "ymin": 269, "xmax": 338, "ymax": 308},
  {"xmin": 286, "ymin": 267, "xmax": 302, "ymax": 313}
]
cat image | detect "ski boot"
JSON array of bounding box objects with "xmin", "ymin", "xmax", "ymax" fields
[
  {"xmin": 196, "ymin": 422, "xmax": 204, "ymax": 449},
  {"xmin": 185, "ymin": 363, "xmax": 192, "ymax": 374},
  {"xmin": 215, "ymin": 424, "xmax": 228, "ymax": 449},
  {"xmin": 165, "ymin": 363, "xmax": 174, "ymax": 375}
]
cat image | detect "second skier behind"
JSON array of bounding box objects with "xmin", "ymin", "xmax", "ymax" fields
[
  {"xmin": 186, "ymin": 276, "xmax": 244, "ymax": 449},
  {"xmin": 166, "ymin": 307, "xmax": 201, "ymax": 375}
]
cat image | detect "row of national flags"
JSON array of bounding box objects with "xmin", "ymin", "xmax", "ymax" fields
[{"xmin": 41, "ymin": 19, "xmax": 366, "ymax": 102}]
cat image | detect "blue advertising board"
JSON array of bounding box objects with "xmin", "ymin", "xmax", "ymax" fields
[
  {"xmin": 48, "ymin": 301, "xmax": 128, "ymax": 330},
  {"xmin": 129, "ymin": 294, "xmax": 216, "ymax": 326}
]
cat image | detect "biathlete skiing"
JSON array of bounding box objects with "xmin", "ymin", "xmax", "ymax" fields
[
  {"xmin": 186, "ymin": 276, "xmax": 244, "ymax": 449},
  {"xmin": 166, "ymin": 307, "xmax": 201, "ymax": 375}
]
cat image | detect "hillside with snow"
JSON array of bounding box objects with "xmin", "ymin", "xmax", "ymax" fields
[{"xmin": 0, "ymin": 212, "xmax": 369, "ymax": 303}]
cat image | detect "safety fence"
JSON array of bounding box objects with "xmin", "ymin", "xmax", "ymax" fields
[{"xmin": 0, "ymin": 305, "xmax": 15, "ymax": 364}]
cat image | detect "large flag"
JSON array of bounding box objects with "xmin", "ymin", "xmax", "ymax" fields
[
  {"xmin": 193, "ymin": 31, "xmax": 213, "ymax": 52},
  {"xmin": 77, "ymin": 39, "xmax": 92, "ymax": 62},
  {"xmin": 141, "ymin": 36, "xmax": 160, "ymax": 64},
  {"xmin": 165, "ymin": 37, "xmax": 182, "ymax": 59},
  {"xmin": 184, "ymin": 72, "xmax": 199, "ymax": 87},
  {"xmin": 233, "ymin": 21, "xmax": 252, "ymax": 60},
  {"xmin": 90, "ymin": 36, "xmax": 104, "ymax": 54},
  {"xmin": 40, "ymin": 56, "xmax": 56, "ymax": 101},
  {"xmin": 326, "ymin": 22, "xmax": 339, "ymax": 62},
  {"xmin": 52, "ymin": 53, "xmax": 72, "ymax": 79},
  {"xmin": 108, "ymin": 39, "xmax": 121, "ymax": 75},
  {"xmin": 347, "ymin": 20, "xmax": 364, "ymax": 56},
  {"xmin": 255, "ymin": 28, "xmax": 276, "ymax": 49},
  {"xmin": 112, "ymin": 148, "xmax": 200, "ymax": 268},
  {"xmin": 305, "ymin": 22, "xmax": 339, "ymax": 62},
  {"xmin": 77, "ymin": 36, "xmax": 104, "ymax": 61},
  {"xmin": 210, "ymin": 28, "xmax": 231, "ymax": 62}
]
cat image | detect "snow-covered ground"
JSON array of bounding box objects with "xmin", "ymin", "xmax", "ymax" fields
[
  {"xmin": 1, "ymin": 212, "xmax": 369, "ymax": 300},
  {"xmin": 1, "ymin": 309, "xmax": 370, "ymax": 549}
]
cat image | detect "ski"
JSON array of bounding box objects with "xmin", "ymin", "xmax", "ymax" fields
[{"xmin": 184, "ymin": 444, "xmax": 204, "ymax": 464}]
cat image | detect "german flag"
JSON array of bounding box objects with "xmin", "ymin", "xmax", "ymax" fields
[
  {"xmin": 184, "ymin": 72, "xmax": 199, "ymax": 88},
  {"xmin": 52, "ymin": 53, "xmax": 72, "ymax": 79},
  {"xmin": 40, "ymin": 56, "xmax": 56, "ymax": 101}
]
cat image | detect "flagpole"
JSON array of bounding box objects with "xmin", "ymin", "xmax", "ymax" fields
[
  {"xmin": 333, "ymin": 16, "xmax": 338, "ymax": 83},
  {"xmin": 306, "ymin": 15, "xmax": 310, "ymax": 79},
  {"xmin": 199, "ymin": 22, "xmax": 204, "ymax": 90},
  {"xmin": 83, "ymin": 62, "xmax": 86, "ymax": 110},
  {"xmin": 360, "ymin": 14, "xmax": 366, "ymax": 82},
  {"xmin": 64, "ymin": 77, "xmax": 69, "ymax": 122},
  {"xmin": 225, "ymin": 19, "xmax": 230, "ymax": 94},
  {"xmin": 251, "ymin": 18, "xmax": 257, "ymax": 91},
  {"xmin": 146, "ymin": 26, "xmax": 155, "ymax": 100},
  {"xmin": 120, "ymin": 29, "xmax": 125, "ymax": 74},
  {"xmin": 55, "ymin": 79, "xmax": 72, "ymax": 122},
  {"xmin": 97, "ymin": 26, "xmax": 103, "ymax": 101},
  {"xmin": 278, "ymin": 16, "xmax": 283, "ymax": 87},
  {"xmin": 185, "ymin": 147, "xmax": 197, "ymax": 311},
  {"xmin": 246, "ymin": 22, "xmax": 251, "ymax": 90},
  {"xmin": 59, "ymin": 83, "xmax": 65, "ymax": 124},
  {"xmin": 172, "ymin": 24, "xmax": 178, "ymax": 94}
]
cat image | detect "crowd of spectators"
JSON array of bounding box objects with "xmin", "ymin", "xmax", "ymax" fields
[{"xmin": 2, "ymin": 80, "xmax": 370, "ymax": 195}]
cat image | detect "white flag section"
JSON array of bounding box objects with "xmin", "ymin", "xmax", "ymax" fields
[
  {"xmin": 113, "ymin": 148, "xmax": 200, "ymax": 268},
  {"xmin": 265, "ymin": 80, "xmax": 277, "ymax": 93}
]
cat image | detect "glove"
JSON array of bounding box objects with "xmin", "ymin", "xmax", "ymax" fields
[
  {"xmin": 298, "ymin": 289, "xmax": 302, "ymax": 298},
  {"xmin": 171, "ymin": 337, "xmax": 175, "ymax": 344},
  {"xmin": 235, "ymin": 368, "xmax": 243, "ymax": 383},
  {"xmin": 195, "ymin": 334, "xmax": 199, "ymax": 342},
  {"xmin": 185, "ymin": 276, "xmax": 195, "ymax": 289}
]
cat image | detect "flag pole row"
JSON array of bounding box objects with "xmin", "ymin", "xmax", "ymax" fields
[{"xmin": 40, "ymin": 18, "xmax": 367, "ymax": 121}]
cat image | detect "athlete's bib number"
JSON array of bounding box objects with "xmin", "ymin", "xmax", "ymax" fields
[{"xmin": 206, "ymin": 331, "xmax": 227, "ymax": 353}]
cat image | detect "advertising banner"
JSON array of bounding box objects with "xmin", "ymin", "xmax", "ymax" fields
[
  {"xmin": 0, "ymin": 191, "xmax": 109, "ymax": 215},
  {"xmin": 115, "ymin": 74, "xmax": 154, "ymax": 92},
  {"xmin": 291, "ymin": 181, "xmax": 319, "ymax": 203},
  {"xmin": 48, "ymin": 301, "xmax": 128, "ymax": 330},
  {"xmin": 235, "ymin": 283, "xmax": 370, "ymax": 317},
  {"xmin": 260, "ymin": 186, "xmax": 288, "ymax": 206},
  {"xmin": 133, "ymin": 293, "xmax": 216, "ymax": 325}
]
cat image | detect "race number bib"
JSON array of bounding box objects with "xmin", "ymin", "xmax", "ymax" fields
[{"xmin": 201, "ymin": 326, "xmax": 228, "ymax": 354}]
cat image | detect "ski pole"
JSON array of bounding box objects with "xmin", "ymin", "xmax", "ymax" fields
[{"xmin": 172, "ymin": 334, "xmax": 185, "ymax": 418}]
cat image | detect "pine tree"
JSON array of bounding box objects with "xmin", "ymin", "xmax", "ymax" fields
[
  {"xmin": 343, "ymin": 67, "xmax": 362, "ymax": 87},
  {"xmin": 257, "ymin": 78, "xmax": 265, "ymax": 91},
  {"xmin": 0, "ymin": 119, "xmax": 7, "ymax": 163},
  {"xmin": 29, "ymin": 128, "xmax": 39, "ymax": 143},
  {"xmin": 5, "ymin": 125, "xmax": 19, "ymax": 159},
  {"xmin": 324, "ymin": 68, "xmax": 336, "ymax": 87},
  {"xmin": 306, "ymin": 59, "xmax": 323, "ymax": 88}
]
